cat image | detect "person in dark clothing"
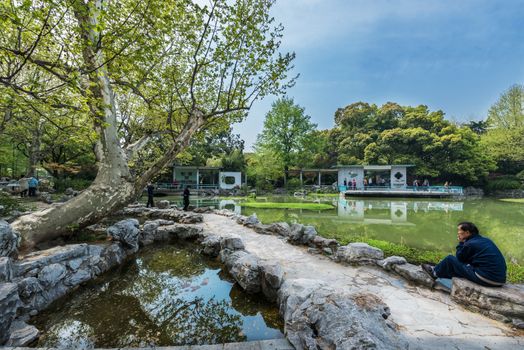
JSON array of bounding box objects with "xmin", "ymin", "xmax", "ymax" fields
[
  {"xmin": 146, "ymin": 182, "xmax": 155, "ymax": 208},
  {"xmin": 183, "ymin": 186, "xmax": 190, "ymax": 211},
  {"xmin": 422, "ymin": 222, "xmax": 506, "ymax": 287}
]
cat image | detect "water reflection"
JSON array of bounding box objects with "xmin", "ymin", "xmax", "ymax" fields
[
  {"xmin": 338, "ymin": 198, "xmax": 464, "ymax": 224},
  {"xmin": 32, "ymin": 244, "xmax": 283, "ymax": 349}
]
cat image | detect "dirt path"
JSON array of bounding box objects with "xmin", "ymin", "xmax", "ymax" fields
[{"xmin": 201, "ymin": 213, "xmax": 523, "ymax": 350}]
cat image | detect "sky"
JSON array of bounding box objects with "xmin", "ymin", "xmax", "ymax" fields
[{"xmin": 230, "ymin": 0, "xmax": 524, "ymax": 150}]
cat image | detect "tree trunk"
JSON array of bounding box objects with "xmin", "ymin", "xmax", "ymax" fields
[{"xmin": 26, "ymin": 120, "xmax": 43, "ymax": 177}]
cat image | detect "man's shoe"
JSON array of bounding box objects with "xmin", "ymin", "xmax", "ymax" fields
[{"xmin": 421, "ymin": 264, "xmax": 437, "ymax": 280}]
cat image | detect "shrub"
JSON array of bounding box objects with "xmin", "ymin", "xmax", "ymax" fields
[
  {"xmin": 0, "ymin": 191, "xmax": 25, "ymax": 213},
  {"xmin": 485, "ymin": 178, "xmax": 522, "ymax": 193},
  {"xmin": 286, "ymin": 178, "xmax": 302, "ymax": 190},
  {"xmin": 54, "ymin": 178, "xmax": 93, "ymax": 193},
  {"xmin": 516, "ymin": 170, "xmax": 524, "ymax": 182}
]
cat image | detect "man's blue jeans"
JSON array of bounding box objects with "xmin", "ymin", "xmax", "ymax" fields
[{"xmin": 433, "ymin": 255, "xmax": 492, "ymax": 287}]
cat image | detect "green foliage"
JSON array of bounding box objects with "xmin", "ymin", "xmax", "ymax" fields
[
  {"xmin": 239, "ymin": 202, "xmax": 333, "ymax": 210},
  {"xmin": 285, "ymin": 178, "xmax": 302, "ymax": 190},
  {"xmin": 333, "ymin": 102, "xmax": 495, "ymax": 183},
  {"xmin": 485, "ymin": 178, "xmax": 522, "ymax": 193},
  {"xmin": 255, "ymin": 98, "xmax": 317, "ymax": 176},
  {"xmin": 246, "ymin": 150, "xmax": 283, "ymax": 190},
  {"xmin": 53, "ymin": 178, "xmax": 93, "ymax": 193},
  {"xmin": 499, "ymin": 198, "xmax": 524, "ymax": 203},
  {"xmin": 0, "ymin": 192, "xmax": 25, "ymax": 213},
  {"xmin": 508, "ymin": 263, "xmax": 524, "ymax": 283}
]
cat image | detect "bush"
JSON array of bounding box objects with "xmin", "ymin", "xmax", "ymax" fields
[
  {"xmin": 516, "ymin": 170, "xmax": 524, "ymax": 182},
  {"xmin": 485, "ymin": 178, "xmax": 522, "ymax": 193},
  {"xmin": 285, "ymin": 178, "xmax": 302, "ymax": 190},
  {"xmin": 54, "ymin": 178, "xmax": 93, "ymax": 193},
  {"xmin": 0, "ymin": 191, "xmax": 25, "ymax": 213}
]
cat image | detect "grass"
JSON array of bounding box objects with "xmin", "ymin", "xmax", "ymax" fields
[
  {"xmin": 239, "ymin": 202, "xmax": 334, "ymax": 210},
  {"xmin": 306, "ymin": 193, "xmax": 340, "ymax": 198},
  {"xmin": 499, "ymin": 198, "xmax": 524, "ymax": 203},
  {"xmin": 330, "ymin": 235, "xmax": 524, "ymax": 283}
]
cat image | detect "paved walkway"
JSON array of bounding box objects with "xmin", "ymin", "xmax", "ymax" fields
[{"xmin": 201, "ymin": 213, "xmax": 524, "ymax": 350}]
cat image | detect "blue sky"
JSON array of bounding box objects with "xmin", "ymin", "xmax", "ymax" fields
[{"xmin": 233, "ymin": 0, "xmax": 524, "ymax": 150}]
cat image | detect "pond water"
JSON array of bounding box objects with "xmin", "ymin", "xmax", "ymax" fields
[
  {"xmin": 31, "ymin": 243, "xmax": 284, "ymax": 349},
  {"xmin": 151, "ymin": 195, "xmax": 524, "ymax": 263}
]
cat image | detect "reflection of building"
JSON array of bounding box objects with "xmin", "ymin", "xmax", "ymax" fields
[
  {"xmin": 337, "ymin": 198, "xmax": 463, "ymax": 225},
  {"xmin": 219, "ymin": 200, "xmax": 241, "ymax": 214}
]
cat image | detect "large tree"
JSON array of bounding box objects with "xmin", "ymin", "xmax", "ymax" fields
[
  {"xmin": 0, "ymin": 0, "xmax": 295, "ymax": 248},
  {"xmin": 482, "ymin": 84, "xmax": 524, "ymax": 173},
  {"xmin": 254, "ymin": 97, "xmax": 316, "ymax": 184}
]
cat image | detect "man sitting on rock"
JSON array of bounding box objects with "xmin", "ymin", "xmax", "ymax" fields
[{"xmin": 422, "ymin": 222, "xmax": 506, "ymax": 287}]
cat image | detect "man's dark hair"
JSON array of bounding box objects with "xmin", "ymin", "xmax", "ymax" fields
[{"xmin": 458, "ymin": 222, "xmax": 479, "ymax": 235}]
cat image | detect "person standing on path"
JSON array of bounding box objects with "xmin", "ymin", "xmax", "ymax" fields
[
  {"xmin": 19, "ymin": 175, "xmax": 29, "ymax": 197},
  {"xmin": 28, "ymin": 176, "xmax": 39, "ymax": 197},
  {"xmin": 146, "ymin": 182, "xmax": 155, "ymax": 208},
  {"xmin": 183, "ymin": 186, "xmax": 190, "ymax": 211}
]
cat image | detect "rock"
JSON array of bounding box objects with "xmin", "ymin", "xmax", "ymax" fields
[
  {"xmin": 6, "ymin": 320, "xmax": 39, "ymax": 346},
  {"xmin": 16, "ymin": 244, "xmax": 88, "ymax": 276},
  {"xmin": 100, "ymin": 243, "xmax": 127, "ymax": 272},
  {"xmin": 157, "ymin": 200, "xmax": 170, "ymax": 209},
  {"xmin": 451, "ymin": 278, "xmax": 524, "ymax": 326},
  {"xmin": 64, "ymin": 187, "xmax": 75, "ymax": 195},
  {"xmin": 0, "ymin": 283, "xmax": 20, "ymax": 344},
  {"xmin": 392, "ymin": 263, "xmax": 435, "ymax": 288},
  {"xmin": 307, "ymin": 248, "xmax": 321, "ymax": 254},
  {"xmin": 278, "ymin": 279, "xmax": 327, "ymax": 321},
  {"xmin": 106, "ymin": 219, "xmax": 140, "ymax": 252},
  {"xmin": 260, "ymin": 262, "xmax": 283, "ymax": 302},
  {"xmin": 17, "ymin": 277, "xmax": 43, "ymax": 303},
  {"xmin": 140, "ymin": 219, "xmax": 175, "ymax": 244},
  {"xmin": 377, "ymin": 256, "xmax": 407, "ymax": 270},
  {"xmin": 221, "ymin": 249, "xmax": 249, "ymax": 271},
  {"xmin": 228, "ymin": 252, "xmax": 261, "ymax": 293},
  {"xmin": 0, "ymin": 220, "xmax": 20, "ymax": 258},
  {"xmin": 252, "ymin": 223, "xmax": 271, "ymax": 235},
  {"xmin": 336, "ymin": 242, "xmax": 384, "ymax": 264},
  {"xmin": 220, "ymin": 235, "xmax": 245, "ymax": 251},
  {"xmin": 201, "ymin": 235, "xmax": 222, "ymax": 257},
  {"xmin": 266, "ymin": 222, "xmax": 291, "ymax": 237},
  {"xmin": 244, "ymin": 213, "xmax": 260, "ymax": 226},
  {"xmin": 38, "ymin": 263, "xmax": 67, "ymax": 287},
  {"xmin": 64, "ymin": 269, "xmax": 91, "ymax": 287},
  {"xmin": 0, "ymin": 256, "xmax": 13, "ymax": 282},
  {"xmin": 67, "ymin": 257, "xmax": 84, "ymax": 272},
  {"xmin": 288, "ymin": 224, "xmax": 317, "ymax": 245},
  {"xmin": 284, "ymin": 289, "xmax": 408, "ymax": 350},
  {"xmin": 154, "ymin": 224, "xmax": 204, "ymax": 241},
  {"xmin": 39, "ymin": 191, "xmax": 53, "ymax": 204},
  {"xmin": 193, "ymin": 206, "xmax": 212, "ymax": 213}
]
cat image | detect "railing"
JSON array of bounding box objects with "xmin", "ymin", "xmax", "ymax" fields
[
  {"xmin": 339, "ymin": 185, "xmax": 463, "ymax": 194},
  {"xmin": 155, "ymin": 182, "xmax": 219, "ymax": 190}
]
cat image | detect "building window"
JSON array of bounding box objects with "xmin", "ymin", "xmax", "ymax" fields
[{"xmin": 224, "ymin": 176, "xmax": 236, "ymax": 185}]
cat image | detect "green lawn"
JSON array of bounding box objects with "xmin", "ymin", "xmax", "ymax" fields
[
  {"xmin": 306, "ymin": 193, "xmax": 340, "ymax": 198},
  {"xmin": 499, "ymin": 198, "xmax": 524, "ymax": 203},
  {"xmin": 239, "ymin": 202, "xmax": 334, "ymax": 210}
]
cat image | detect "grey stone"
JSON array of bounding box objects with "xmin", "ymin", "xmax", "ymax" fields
[
  {"xmin": 377, "ymin": 256, "xmax": 407, "ymax": 270},
  {"xmin": 451, "ymin": 278, "xmax": 524, "ymax": 325},
  {"xmin": 0, "ymin": 220, "xmax": 20, "ymax": 258},
  {"xmin": 157, "ymin": 200, "xmax": 170, "ymax": 209},
  {"xmin": 0, "ymin": 283, "xmax": 20, "ymax": 344},
  {"xmin": 38, "ymin": 263, "xmax": 67, "ymax": 287},
  {"xmin": 154, "ymin": 224, "xmax": 204, "ymax": 241},
  {"xmin": 229, "ymin": 252, "xmax": 261, "ymax": 293},
  {"xmin": 6, "ymin": 320, "xmax": 39, "ymax": 346},
  {"xmin": 266, "ymin": 222, "xmax": 291, "ymax": 237},
  {"xmin": 336, "ymin": 242, "xmax": 384, "ymax": 264},
  {"xmin": 260, "ymin": 262, "xmax": 283, "ymax": 302},
  {"xmin": 193, "ymin": 206, "xmax": 212, "ymax": 213},
  {"xmin": 64, "ymin": 269, "xmax": 91, "ymax": 287},
  {"xmin": 17, "ymin": 277, "xmax": 43, "ymax": 302},
  {"xmin": 16, "ymin": 244, "xmax": 88, "ymax": 275},
  {"xmin": 284, "ymin": 289, "xmax": 408, "ymax": 350},
  {"xmin": 220, "ymin": 235, "xmax": 245, "ymax": 251},
  {"xmin": 288, "ymin": 224, "xmax": 317, "ymax": 245},
  {"xmin": 244, "ymin": 213, "xmax": 260, "ymax": 226},
  {"xmin": 201, "ymin": 235, "xmax": 222, "ymax": 257},
  {"xmin": 0, "ymin": 256, "xmax": 13, "ymax": 282},
  {"xmin": 221, "ymin": 249, "xmax": 249, "ymax": 271},
  {"xmin": 100, "ymin": 243, "xmax": 127, "ymax": 271},
  {"xmin": 67, "ymin": 257, "xmax": 84, "ymax": 272},
  {"xmin": 252, "ymin": 223, "xmax": 271, "ymax": 235},
  {"xmin": 392, "ymin": 263, "xmax": 435, "ymax": 288},
  {"xmin": 278, "ymin": 279, "xmax": 326, "ymax": 322},
  {"xmin": 106, "ymin": 218, "xmax": 140, "ymax": 252},
  {"xmin": 64, "ymin": 187, "xmax": 75, "ymax": 195}
]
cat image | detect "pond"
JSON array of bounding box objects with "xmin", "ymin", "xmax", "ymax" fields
[
  {"xmin": 31, "ymin": 243, "xmax": 284, "ymax": 349},
  {"xmin": 150, "ymin": 195, "xmax": 524, "ymax": 264}
]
